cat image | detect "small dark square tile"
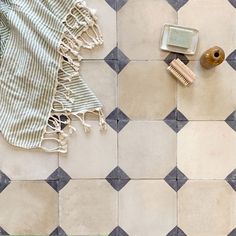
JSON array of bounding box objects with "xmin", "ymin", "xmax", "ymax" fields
[
  {"xmin": 46, "ymin": 167, "xmax": 71, "ymax": 192},
  {"xmin": 48, "ymin": 115, "xmax": 69, "ymax": 130},
  {"xmin": 226, "ymin": 50, "xmax": 236, "ymax": 70},
  {"xmin": 105, "ymin": 47, "xmax": 130, "ymax": 74},
  {"xmin": 109, "ymin": 226, "xmax": 129, "ymax": 236},
  {"xmin": 0, "ymin": 170, "xmax": 11, "ymax": 193},
  {"xmin": 225, "ymin": 110, "xmax": 236, "ymax": 131},
  {"xmin": 228, "ymin": 0, "xmax": 236, "ymax": 8},
  {"xmin": 228, "ymin": 228, "xmax": 236, "ymax": 236},
  {"xmin": 164, "ymin": 167, "xmax": 188, "ymax": 192},
  {"xmin": 0, "ymin": 227, "xmax": 9, "ymax": 235},
  {"xmin": 106, "ymin": 107, "xmax": 130, "ymax": 133},
  {"xmin": 167, "ymin": 226, "xmax": 187, "ymax": 236},
  {"xmin": 164, "ymin": 53, "xmax": 189, "ymax": 65},
  {"xmin": 50, "ymin": 226, "xmax": 67, "ymax": 236},
  {"xmin": 226, "ymin": 169, "xmax": 236, "ymax": 192},
  {"xmin": 105, "ymin": 0, "xmax": 128, "ymax": 11},
  {"xmin": 165, "ymin": 108, "xmax": 177, "ymax": 120},
  {"xmin": 166, "ymin": 0, "xmax": 189, "ymax": 11},
  {"xmin": 106, "ymin": 166, "xmax": 130, "ymax": 191},
  {"xmin": 164, "ymin": 108, "xmax": 189, "ymax": 133}
]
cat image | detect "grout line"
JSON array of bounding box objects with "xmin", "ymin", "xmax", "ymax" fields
[
  {"xmin": 118, "ymin": 119, "xmax": 231, "ymax": 122},
  {"xmin": 116, "ymin": 4, "xmax": 120, "ymax": 228},
  {"xmin": 57, "ymin": 151, "xmax": 60, "ymax": 227},
  {"xmin": 9, "ymin": 178, "xmax": 230, "ymax": 182},
  {"xmin": 83, "ymin": 58, "xmax": 202, "ymax": 62},
  {"xmin": 176, "ymin": 8, "xmax": 179, "ymax": 228},
  {"xmin": 82, "ymin": 58, "xmax": 233, "ymax": 62}
]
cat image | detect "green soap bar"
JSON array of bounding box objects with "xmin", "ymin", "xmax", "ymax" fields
[{"xmin": 167, "ymin": 27, "xmax": 193, "ymax": 49}]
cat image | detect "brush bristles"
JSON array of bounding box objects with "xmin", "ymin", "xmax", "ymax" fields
[
  {"xmin": 167, "ymin": 66, "xmax": 190, "ymax": 86},
  {"xmin": 167, "ymin": 59, "xmax": 196, "ymax": 86}
]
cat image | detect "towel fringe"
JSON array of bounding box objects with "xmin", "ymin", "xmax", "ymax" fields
[{"xmin": 40, "ymin": 0, "xmax": 105, "ymax": 153}]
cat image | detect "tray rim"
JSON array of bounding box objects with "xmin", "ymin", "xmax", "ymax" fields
[{"xmin": 160, "ymin": 23, "xmax": 199, "ymax": 55}]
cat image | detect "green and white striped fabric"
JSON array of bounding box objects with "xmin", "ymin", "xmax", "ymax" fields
[
  {"xmin": 0, "ymin": 0, "xmax": 11, "ymax": 60},
  {"xmin": 0, "ymin": 0, "xmax": 105, "ymax": 153}
]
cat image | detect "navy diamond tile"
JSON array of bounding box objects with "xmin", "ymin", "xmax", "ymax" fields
[
  {"xmin": 166, "ymin": 0, "xmax": 189, "ymax": 11},
  {"xmin": 229, "ymin": 0, "xmax": 236, "ymax": 8},
  {"xmin": 48, "ymin": 115, "xmax": 69, "ymax": 130},
  {"xmin": 106, "ymin": 166, "xmax": 130, "ymax": 191},
  {"xmin": 225, "ymin": 110, "xmax": 236, "ymax": 131},
  {"xmin": 106, "ymin": 107, "xmax": 130, "ymax": 133},
  {"xmin": 105, "ymin": 47, "xmax": 130, "ymax": 74},
  {"xmin": 46, "ymin": 167, "xmax": 71, "ymax": 192},
  {"xmin": 164, "ymin": 167, "xmax": 188, "ymax": 192},
  {"xmin": 0, "ymin": 227, "xmax": 9, "ymax": 235},
  {"xmin": 177, "ymin": 121, "xmax": 188, "ymax": 132},
  {"xmin": 228, "ymin": 228, "xmax": 236, "ymax": 236},
  {"xmin": 164, "ymin": 108, "xmax": 189, "ymax": 133},
  {"xmin": 227, "ymin": 180, "xmax": 236, "ymax": 192},
  {"xmin": 226, "ymin": 169, "xmax": 236, "ymax": 192},
  {"xmin": 226, "ymin": 50, "xmax": 236, "ymax": 70},
  {"xmin": 0, "ymin": 170, "xmax": 10, "ymax": 193},
  {"xmin": 50, "ymin": 226, "xmax": 67, "ymax": 236},
  {"xmin": 177, "ymin": 110, "xmax": 188, "ymax": 121},
  {"xmin": 109, "ymin": 226, "xmax": 129, "ymax": 236},
  {"xmin": 167, "ymin": 226, "xmax": 187, "ymax": 236},
  {"xmin": 164, "ymin": 53, "xmax": 189, "ymax": 65},
  {"xmin": 105, "ymin": 0, "xmax": 128, "ymax": 11},
  {"xmin": 165, "ymin": 108, "xmax": 177, "ymax": 120}
]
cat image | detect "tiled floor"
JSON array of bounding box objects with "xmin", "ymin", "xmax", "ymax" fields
[{"xmin": 1, "ymin": 0, "xmax": 236, "ymax": 235}]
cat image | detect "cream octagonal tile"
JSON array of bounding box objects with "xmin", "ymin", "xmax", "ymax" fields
[
  {"xmin": 118, "ymin": 61, "xmax": 176, "ymax": 120},
  {"xmin": 0, "ymin": 134, "xmax": 58, "ymax": 180},
  {"xmin": 60, "ymin": 180, "xmax": 117, "ymax": 235},
  {"xmin": 178, "ymin": 180, "xmax": 236, "ymax": 236},
  {"xmin": 178, "ymin": 0, "xmax": 236, "ymax": 60},
  {"xmin": 118, "ymin": 0, "xmax": 177, "ymax": 60},
  {"xmin": 59, "ymin": 121, "xmax": 117, "ymax": 178},
  {"xmin": 80, "ymin": 60, "xmax": 117, "ymax": 119},
  {"xmin": 178, "ymin": 61, "xmax": 236, "ymax": 120},
  {"xmin": 178, "ymin": 121, "xmax": 236, "ymax": 179},
  {"xmin": 80, "ymin": 0, "xmax": 117, "ymax": 59},
  {"xmin": 119, "ymin": 121, "xmax": 176, "ymax": 178},
  {"xmin": 0, "ymin": 181, "xmax": 58, "ymax": 235},
  {"xmin": 119, "ymin": 180, "xmax": 177, "ymax": 236}
]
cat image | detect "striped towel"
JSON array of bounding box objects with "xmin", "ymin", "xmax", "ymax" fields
[{"xmin": 0, "ymin": 0, "xmax": 106, "ymax": 153}]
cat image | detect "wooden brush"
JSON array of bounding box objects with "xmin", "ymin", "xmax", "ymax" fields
[{"xmin": 167, "ymin": 58, "xmax": 196, "ymax": 86}]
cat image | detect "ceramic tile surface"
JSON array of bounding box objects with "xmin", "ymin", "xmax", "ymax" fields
[
  {"xmin": 178, "ymin": 0, "xmax": 236, "ymax": 60},
  {"xmin": 1, "ymin": 0, "xmax": 236, "ymax": 235},
  {"xmin": 119, "ymin": 121, "xmax": 176, "ymax": 178},
  {"xmin": 118, "ymin": 61, "xmax": 177, "ymax": 120},
  {"xmin": 178, "ymin": 181, "xmax": 236, "ymax": 236},
  {"xmin": 60, "ymin": 180, "xmax": 117, "ymax": 235}
]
